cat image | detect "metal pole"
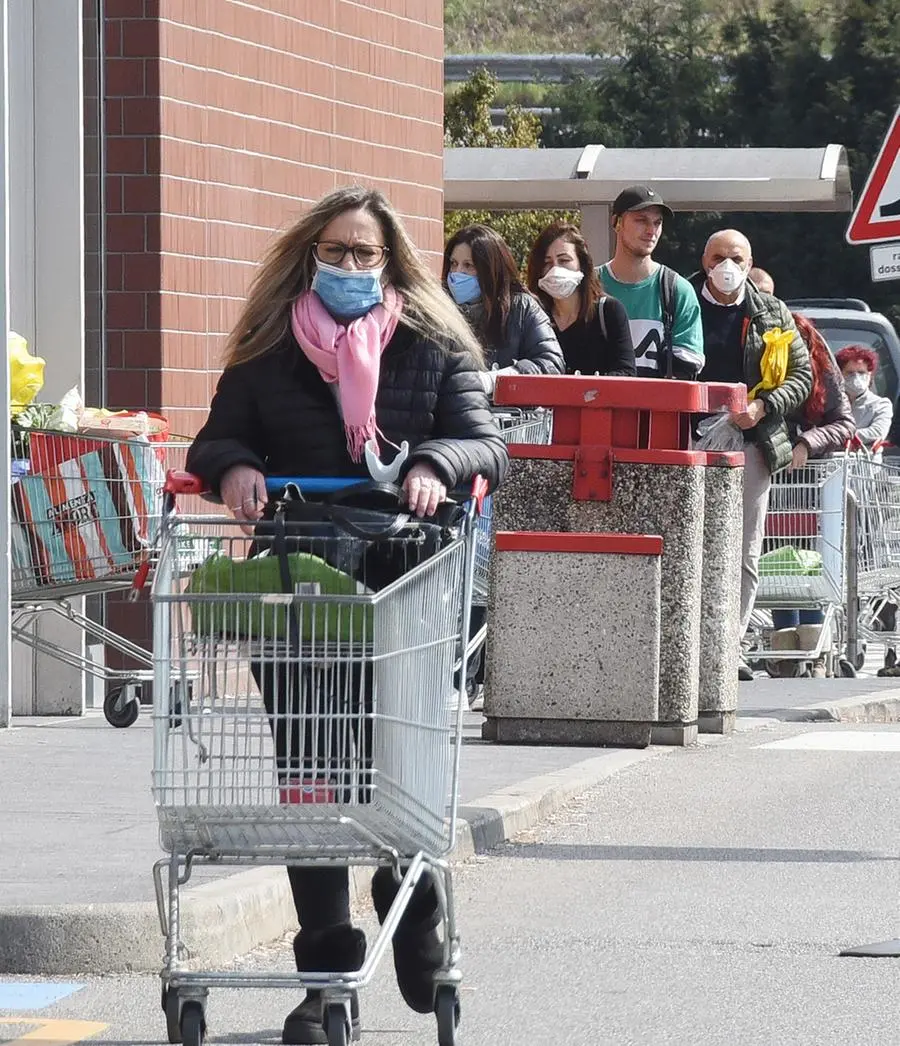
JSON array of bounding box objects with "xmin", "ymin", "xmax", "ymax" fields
[
  {"xmin": 580, "ymin": 204, "xmax": 612, "ymax": 266},
  {"xmin": 0, "ymin": 0, "xmax": 11, "ymax": 728},
  {"xmin": 844, "ymin": 488, "xmax": 859, "ymax": 666},
  {"xmin": 838, "ymin": 491, "xmax": 900, "ymax": 957}
]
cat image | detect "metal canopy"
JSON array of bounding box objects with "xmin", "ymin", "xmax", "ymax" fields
[{"xmin": 444, "ymin": 145, "xmax": 853, "ymax": 213}]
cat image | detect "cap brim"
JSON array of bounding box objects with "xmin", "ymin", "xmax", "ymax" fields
[{"xmin": 621, "ymin": 200, "xmax": 674, "ymax": 220}]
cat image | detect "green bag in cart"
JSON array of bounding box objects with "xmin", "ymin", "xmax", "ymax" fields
[
  {"xmin": 186, "ymin": 551, "xmax": 373, "ymax": 643},
  {"xmin": 758, "ymin": 546, "xmax": 823, "ymax": 577}
]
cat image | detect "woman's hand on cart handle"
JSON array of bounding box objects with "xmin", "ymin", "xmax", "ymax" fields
[
  {"xmin": 220, "ymin": 465, "xmax": 266, "ymax": 534},
  {"xmin": 403, "ymin": 462, "xmax": 447, "ymax": 519}
]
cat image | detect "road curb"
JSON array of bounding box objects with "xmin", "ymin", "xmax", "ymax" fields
[
  {"xmin": 743, "ymin": 688, "xmax": 900, "ymax": 725},
  {"xmin": 0, "ymin": 748, "xmax": 665, "ymax": 975}
]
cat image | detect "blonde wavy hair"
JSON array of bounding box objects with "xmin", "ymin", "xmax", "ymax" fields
[{"xmin": 224, "ymin": 186, "xmax": 485, "ymax": 368}]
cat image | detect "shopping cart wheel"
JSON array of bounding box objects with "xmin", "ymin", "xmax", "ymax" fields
[
  {"xmin": 179, "ymin": 1001, "xmax": 205, "ymax": 1046},
  {"xmin": 435, "ymin": 985, "xmax": 461, "ymax": 1046},
  {"xmin": 838, "ymin": 659, "xmax": 857, "ymax": 678},
  {"xmin": 104, "ymin": 684, "xmax": 141, "ymax": 728},
  {"xmin": 162, "ymin": 987, "xmax": 181, "ymax": 1045},
  {"xmin": 324, "ymin": 1003, "xmax": 350, "ymax": 1046},
  {"xmin": 854, "ymin": 643, "xmax": 867, "ymax": 671}
]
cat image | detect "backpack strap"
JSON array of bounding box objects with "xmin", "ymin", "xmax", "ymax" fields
[
  {"xmin": 659, "ymin": 265, "xmax": 678, "ymax": 379},
  {"xmin": 597, "ymin": 295, "xmax": 607, "ymax": 342}
]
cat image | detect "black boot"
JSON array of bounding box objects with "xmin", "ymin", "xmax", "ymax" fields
[
  {"xmin": 283, "ymin": 925, "xmax": 366, "ymax": 1045},
  {"xmin": 371, "ymin": 867, "xmax": 444, "ymax": 1014}
]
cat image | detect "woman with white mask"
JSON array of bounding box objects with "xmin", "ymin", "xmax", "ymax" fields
[
  {"xmin": 526, "ymin": 221, "xmax": 635, "ymax": 376},
  {"xmin": 836, "ymin": 345, "xmax": 894, "ymax": 449}
]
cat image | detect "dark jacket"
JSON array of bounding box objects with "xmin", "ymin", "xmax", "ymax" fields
[
  {"xmin": 554, "ymin": 296, "xmax": 636, "ymax": 376},
  {"xmin": 186, "ymin": 323, "xmax": 509, "ymax": 496},
  {"xmin": 793, "ymin": 353, "xmax": 855, "ymax": 458},
  {"xmin": 690, "ymin": 274, "xmax": 812, "ymax": 474},
  {"xmin": 461, "ymin": 292, "xmax": 564, "ymax": 374}
]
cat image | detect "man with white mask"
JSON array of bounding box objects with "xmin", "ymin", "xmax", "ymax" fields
[{"xmin": 690, "ymin": 229, "xmax": 812, "ymax": 679}]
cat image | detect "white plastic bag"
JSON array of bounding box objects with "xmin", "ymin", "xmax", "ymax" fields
[{"xmin": 695, "ymin": 413, "xmax": 744, "ymax": 453}]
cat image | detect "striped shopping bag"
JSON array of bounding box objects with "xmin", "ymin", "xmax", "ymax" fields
[{"xmin": 14, "ymin": 444, "xmax": 140, "ymax": 586}]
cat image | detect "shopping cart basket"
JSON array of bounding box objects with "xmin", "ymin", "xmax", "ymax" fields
[
  {"xmin": 152, "ymin": 471, "xmax": 486, "ymax": 1046},
  {"xmin": 750, "ymin": 457, "xmax": 853, "ymax": 677},
  {"xmin": 9, "ymin": 426, "xmax": 213, "ymax": 726},
  {"xmin": 472, "ymin": 406, "xmax": 552, "ymax": 626},
  {"xmin": 845, "ymin": 449, "xmax": 900, "ymax": 671}
]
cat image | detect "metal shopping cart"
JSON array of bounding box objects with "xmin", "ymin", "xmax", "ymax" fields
[
  {"xmin": 749, "ymin": 456, "xmax": 854, "ymax": 677},
  {"xmin": 151, "ymin": 471, "xmax": 486, "ymax": 1046},
  {"xmin": 470, "ymin": 407, "xmax": 552, "ymax": 660},
  {"xmin": 9, "ymin": 426, "xmax": 213, "ymax": 726},
  {"xmin": 845, "ymin": 448, "xmax": 900, "ymax": 673}
]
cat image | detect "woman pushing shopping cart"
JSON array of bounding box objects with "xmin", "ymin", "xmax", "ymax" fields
[{"xmin": 154, "ymin": 186, "xmax": 507, "ymax": 1046}]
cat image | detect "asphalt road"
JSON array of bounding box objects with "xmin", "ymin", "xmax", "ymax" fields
[{"xmin": 3, "ymin": 720, "xmax": 899, "ymax": 1046}]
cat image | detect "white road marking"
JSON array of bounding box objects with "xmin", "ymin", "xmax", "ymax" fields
[{"xmin": 759, "ymin": 731, "xmax": 900, "ymax": 751}]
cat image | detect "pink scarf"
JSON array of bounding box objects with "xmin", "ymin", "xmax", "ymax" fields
[{"xmin": 290, "ymin": 287, "xmax": 402, "ymax": 461}]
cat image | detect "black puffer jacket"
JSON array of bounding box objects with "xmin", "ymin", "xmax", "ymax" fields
[
  {"xmin": 186, "ymin": 324, "xmax": 509, "ymax": 495},
  {"xmin": 461, "ymin": 292, "xmax": 564, "ymax": 374}
]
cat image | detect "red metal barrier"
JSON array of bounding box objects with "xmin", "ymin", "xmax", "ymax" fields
[{"xmin": 493, "ymin": 375, "xmax": 747, "ymax": 501}]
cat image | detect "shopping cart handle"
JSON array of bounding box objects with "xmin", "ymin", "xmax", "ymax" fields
[
  {"xmin": 471, "ymin": 475, "xmax": 489, "ymax": 514},
  {"xmin": 164, "ymin": 470, "xmax": 207, "ymax": 495},
  {"xmin": 265, "ymin": 477, "xmax": 365, "ymax": 494}
]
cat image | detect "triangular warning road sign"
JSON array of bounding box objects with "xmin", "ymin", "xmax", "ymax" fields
[{"xmin": 847, "ymin": 106, "xmax": 900, "ymax": 245}]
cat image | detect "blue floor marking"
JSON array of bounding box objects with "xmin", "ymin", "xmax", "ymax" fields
[{"xmin": 0, "ymin": 983, "xmax": 85, "ymax": 1010}]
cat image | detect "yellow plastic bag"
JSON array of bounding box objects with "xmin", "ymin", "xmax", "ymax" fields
[
  {"xmin": 9, "ymin": 331, "xmax": 45, "ymax": 418},
  {"xmin": 748, "ymin": 327, "xmax": 793, "ymax": 401}
]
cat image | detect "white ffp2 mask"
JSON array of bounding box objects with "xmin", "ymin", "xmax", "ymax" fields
[
  {"xmin": 538, "ymin": 266, "xmax": 584, "ymax": 300},
  {"xmin": 709, "ymin": 258, "xmax": 748, "ymax": 295}
]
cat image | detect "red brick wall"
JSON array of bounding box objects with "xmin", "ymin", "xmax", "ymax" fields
[{"xmin": 104, "ymin": 0, "xmax": 445, "ymax": 438}]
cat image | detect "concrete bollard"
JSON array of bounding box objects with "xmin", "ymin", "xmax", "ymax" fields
[
  {"xmin": 488, "ymin": 458, "xmax": 705, "ymax": 746},
  {"xmin": 698, "ymin": 455, "xmax": 743, "ymax": 733},
  {"xmin": 484, "ymin": 532, "xmax": 662, "ymax": 748}
]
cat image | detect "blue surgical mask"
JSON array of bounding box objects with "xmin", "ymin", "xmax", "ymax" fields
[
  {"xmin": 311, "ymin": 259, "xmax": 385, "ymax": 320},
  {"xmin": 447, "ymin": 271, "xmax": 481, "ymax": 305}
]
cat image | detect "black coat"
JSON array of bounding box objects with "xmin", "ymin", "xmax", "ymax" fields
[
  {"xmin": 554, "ymin": 297, "xmax": 636, "ymax": 377},
  {"xmin": 461, "ymin": 292, "xmax": 564, "ymax": 374},
  {"xmin": 186, "ymin": 324, "xmax": 509, "ymax": 496}
]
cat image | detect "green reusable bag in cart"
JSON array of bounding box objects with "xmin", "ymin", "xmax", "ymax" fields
[
  {"xmin": 758, "ymin": 545, "xmax": 823, "ymax": 577},
  {"xmin": 186, "ymin": 551, "xmax": 373, "ymax": 643}
]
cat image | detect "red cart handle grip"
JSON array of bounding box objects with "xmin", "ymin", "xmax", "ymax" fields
[
  {"xmin": 164, "ymin": 470, "xmax": 207, "ymax": 495},
  {"xmin": 471, "ymin": 475, "xmax": 489, "ymax": 514}
]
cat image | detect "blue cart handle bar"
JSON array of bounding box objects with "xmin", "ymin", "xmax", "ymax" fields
[{"xmin": 264, "ymin": 477, "xmax": 364, "ymax": 495}]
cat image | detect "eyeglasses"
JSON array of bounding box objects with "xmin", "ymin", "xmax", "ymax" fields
[{"xmin": 313, "ymin": 241, "xmax": 390, "ymax": 269}]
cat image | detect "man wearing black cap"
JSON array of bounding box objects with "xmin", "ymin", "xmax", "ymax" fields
[{"xmin": 599, "ymin": 186, "xmax": 704, "ymax": 379}]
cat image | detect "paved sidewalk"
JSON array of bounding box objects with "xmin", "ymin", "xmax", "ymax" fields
[
  {"xmin": 1, "ymin": 668, "xmax": 897, "ymax": 975},
  {"xmin": 738, "ymin": 675, "xmax": 900, "ymax": 722},
  {"xmin": 0, "ymin": 712, "xmax": 599, "ymax": 907},
  {"xmin": 0, "ymin": 709, "xmax": 662, "ymax": 974}
]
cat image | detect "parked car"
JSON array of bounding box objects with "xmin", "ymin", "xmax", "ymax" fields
[{"xmin": 786, "ymin": 298, "xmax": 900, "ymax": 405}]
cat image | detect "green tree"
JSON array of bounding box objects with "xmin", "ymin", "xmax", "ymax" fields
[
  {"xmin": 541, "ymin": 0, "xmax": 729, "ymax": 274},
  {"xmin": 714, "ymin": 0, "xmax": 900, "ymax": 323},
  {"xmin": 444, "ymin": 68, "xmax": 576, "ymax": 267},
  {"xmin": 543, "ymin": 0, "xmax": 727, "ymax": 150},
  {"xmin": 536, "ymin": 0, "xmax": 900, "ymax": 324}
]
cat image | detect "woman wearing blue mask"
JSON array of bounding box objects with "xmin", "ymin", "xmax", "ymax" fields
[
  {"xmin": 441, "ymin": 224, "xmax": 564, "ymax": 396},
  {"xmin": 186, "ymin": 187, "xmax": 507, "ymax": 1045}
]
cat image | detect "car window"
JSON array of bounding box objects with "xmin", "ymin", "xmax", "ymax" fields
[{"xmin": 811, "ymin": 324, "xmax": 897, "ymax": 400}]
